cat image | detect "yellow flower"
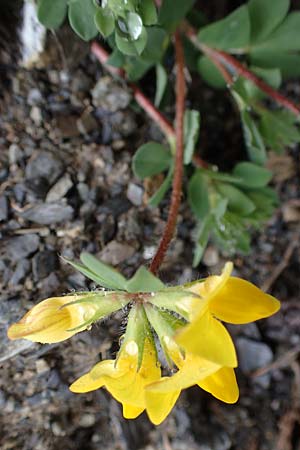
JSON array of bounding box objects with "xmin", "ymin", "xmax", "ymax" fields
[
  {"xmin": 7, "ymin": 292, "xmax": 129, "ymax": 344},
  {"xmin": 176, "ymin": 262, "xmax": 280, "ymax": 367},
  {"xmin": 70, "ymin": 338, "xmax": 178, "ymax": 424}
]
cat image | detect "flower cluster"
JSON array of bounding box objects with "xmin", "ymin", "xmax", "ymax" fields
[{"xmin": 8, "ymin": 262, "xmax": 280, "ymax": 425}]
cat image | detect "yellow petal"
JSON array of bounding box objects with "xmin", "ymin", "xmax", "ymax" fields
[
  {"xmin": 7, "ymin": 296, "xmax": 97, "ymax": 344},
  {"xmin": 209, "ymin": 277, "xmax": 281, "ymax": 324},
  {"xmin": 145, "ymin": 387, "xmax": 181, "ymax": 425},
  {"xmin": 189, "ymin": 262, "xmax": 233, "ymax": 299},
  {"xmin": 146, "ymin": 355, "xmax": 220, "ymax": 393},
  {"xmin": 176, "ymin": 311, "xmax": 237, "ymax": 367},
  {"xmin": 70, "ymin": 372, "xmax": 106, "ymax": 393},
  {"xmin": 198, "ymin": 367, "xmax": 239, "ymax": 403},
  {"xmin": 123, "ymin": 404, "xmax": 144, "ymax": 419}
]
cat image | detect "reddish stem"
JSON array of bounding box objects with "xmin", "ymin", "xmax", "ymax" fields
[
  {"xmin": 186, "ymin": 28, "xmax": 300, "ymax": 116},
  {"xmin": 149, "ymin": 31, "xmax": 186, "ymax": 274}
]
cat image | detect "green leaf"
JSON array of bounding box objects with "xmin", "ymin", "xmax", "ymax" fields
[
  {"xmin": 115, "ymin": 26, "xmax": 147, "ymax": 56},
  {"xmin": 158, "ymin": 0, "xmax": 196, "ymax": 31},
  {"xmin": 198, "ymin": 5, "xmax": 250, "ymax": 51},
  {"xmin": 125, "ymin": 267, "xmax": 165, "ymax": 293},
  {"xmin": 68, "ymin": 0, "xmax": 98, "ymax": 41},
  {"xmin": 259, "ymin": 110, "xmax": 300, "ymax": 152},
  {"xmin": 133, "ymin": 142, "xmax": 172, "ymax": 179},
  {"xmin": 63, "ymin": 258, "xmax": 122, "ymax": 290},
  {"xmin": 255, "ymin": 12, "xmax": 300, "ymax": 51},
  {"xmin": 193, "ymin": 215, "xmax": 213, "ymax": 267},
  {"xmin": 126, "ymin": 12, "xmax": 143, "ymax": 40},
  {"xmin": 197, "ymin": 168, "xmax": 242, "ymax": 184},
  {"xmin": 80, "ymin": 252, "xmax": 127, "ymax": 290},
  {"xmin": 37, "ymin": 0, "xmax": 68, "ymax": 29},
  {"xmin": 197, "ymin": 56, "xmax": 226, "ymax": 89},
  {"xmin": 106, "ymin": 48, "xmax": 126, "ymax": 67},
  {"xmin": 148, "ymin": 165, "xmax": 173, "ymax": 207},
  {"xmin": 155, "ymin": 64, "xmax": 168, "ymax": 107},
  {"xmin": 233, "ymin": 162, "xmax": 272, "ymax": 188},
  {"xmin": 250, "ymin": 49, "xmax": 300, "ymax": 78},
  {"xmin": 188, "ymin": 171, "xmax": 210, "ymax": 219},
  {"xmin": 216, "ymin": 182, "xmax": 256, "ymax": 216},
  {"xmin": 235, "ymin": 67, "xmax": 282, "ymax": 101},
  {"xmin": 240, "ymin": 110, "xmax": 267, "ymax": 165},
  {"xmin": 141, "ymin": 27, "xmax": 167, "ymax": 62},
  {"xmin": 139, "ymin": 0, "xmax": 157, "ymax": 25},
  {"xmin": 184, "ymin": 110, "xmax": 201, "ymax": 164},
  {"xmin": 248, "ymin": 0, "xmax": 290, "ymax": 44},
  {"xmin": 126, "ymin": 58, "xmax": 153, "ymax": 81},
  {"xmin": 94, "ymin": 7, "xmax": 115, "ymax": 38},
  {"xmin": 213, "ymin": 212, "xmax": 251, "ymax": 254}
]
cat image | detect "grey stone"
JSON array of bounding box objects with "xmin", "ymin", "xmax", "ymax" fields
[
  {"xmin": 100, "ymin": 241, "xmax": 135, "ymax": 265},
  {"xmin": 32, "ymin": 250, "xmax": 59, "ymax": 280},
  {"xmin": 27, "ymin": 88, "xmax": 43, "ymax": 105},
  {"xmin": 236, "ymin": 337, "xmax": 273, "ymax": 388},
  {"xmin": 25, "ymin": 151, "xmax": 64, "ymax": 187},
  {"xmin": 46, "ymin": 174, "xmax": 73, "ymax": 202},
  {"xmin": 126, "ymin": 183, "xmax": 143, "ymax": 206},
  {"xmin": 21, "ymin": 203, "xmax": 74, "ymax": 224},
  {"xmin": 0, "ymin": 196, "xmax": 8, "ymax": 221},
  {"xmin": 10, "ymin": 259, "xmax": 31, "ymax": 285},
  {"xmin": 77, "ymin": 109, "xmax": 98, "ymax": 135},
  {"xmin": 9, "ymin": 144, "xmax": 23, "ymax": 165},
  {"xmin": 0, "ymin": 297, "xmax": 36, "ymax": 363},
  {"xmin": 92, "ymin": 76, "xmax": 131, "ymax": 112},
  {"xmin": 3, "ymin": 234, "xmax": 40, "ymax": 262}
]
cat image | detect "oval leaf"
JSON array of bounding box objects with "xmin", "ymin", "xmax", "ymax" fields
[
  {"xmin": 233, "ymin": 162, "xmax": 272, "ymax": 188},
  {"xmin": 133, "ymin": 142, "xmax": 172, "ymax": 179}
]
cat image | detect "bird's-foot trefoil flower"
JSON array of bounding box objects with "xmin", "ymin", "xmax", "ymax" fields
[
  {"xmin": 175, "ymin": 262, "xmax": 280, "ymax": 367},
  {"xmin": 7, "ymin": 256, "xmax": 280, "ymax": 425}
]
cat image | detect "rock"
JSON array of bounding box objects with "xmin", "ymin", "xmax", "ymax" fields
[
  {"xmin": 46, "ymin": 174, "xmax": 73, "ymax": 202},
  {"xmin": 25, "ymin": 151, "xmax": 64, "ymax": 194},
  {"xmin": 30, "ymin": 105, "xmax": 42, "ymax": 125},
  {"xmin": 127, "ymin": 183, "xmax": 143, "ymax": 206},
  {"xmin": 110, "ymin": 110, "xmax": 136, "ymax": 136},
  {"xmin": 55, "ymin": 115, "xmax": 80, "ymax": 139},
  {"xmin": 27, "ymin": 88, "xmax": 43, "ymax": 106},
  {"xmin": 92, "ymin": 76, "xmax": 131, "ymax": 112},
  {"xmin": 77, "ymin": 108, "xmax": 98, "ymax": 135},
  {"xmin": 10, "ymin": 259, "xmax": 31, "ymax": 285},
  {"xmin": 21, "ymin": 203, "xmax": 74, "ymax": 224},
  {"xmin": 0, "ymin": 297, "xmax": 36, "ymax": 363},
  {"xmin": 282, "ymin": 199, "xmax": 300, "ymax": 223},
  {"xmin": 32, "ymin": 250, "xmax": 59, "ymax": 280},
  {"xmin": 100, "ymin": 241, "xmax": 135, "ymax": 265},
  {"xmin": 0, "ymin": 196, "xmax": 8, "ymax": 221},
  {"xmin": 203, "ymin": 246, "xmax": 219, "ymax": 267},
  {"xmin": 9, "ymin": 144, "xmax": 23, "ymax": 165},
  {"xmin": 236, "ymin": 337, "xmax": 273, "ymax": 388},
  {"xmin": 3, "ymin": 234, "xmax": 40, "ymax": 262}
]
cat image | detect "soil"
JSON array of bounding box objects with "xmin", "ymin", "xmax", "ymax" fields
[{"xmin": 0, "ymin": 2, "xmax": 300, "ymax": 450}]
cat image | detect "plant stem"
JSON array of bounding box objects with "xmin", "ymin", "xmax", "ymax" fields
[
  {"xmin": 186, "ymin": 27, "xmax": 300, "ymax": 117},
  {"xmin": 149, "ymin": 31, "xmax": 186, "ymax": 274}
]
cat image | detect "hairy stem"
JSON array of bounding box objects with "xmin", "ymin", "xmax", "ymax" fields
[
  {"xmin": 186, "ymin": 27, "xmax": 300, "ymax": 116},
  {"xmin": 149, "ymin": 31, "xmax": 186, "ymax": 274}
]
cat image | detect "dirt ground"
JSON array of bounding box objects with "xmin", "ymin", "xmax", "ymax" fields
[{"xmin": 1, "ymin": 2, "xmax": 300, "ymax": 450}]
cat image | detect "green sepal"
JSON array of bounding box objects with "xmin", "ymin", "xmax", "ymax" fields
[
  {"xmin": 144, "ymin": 304, "xmax": 185, "ymax": 367},
  {"xmin": 147, "ymin": 289, "xmax": 201, "ymax": 321},
  {"xmin": 63, "ymin": 291, "xmax": 130, "ymax": 332},
  {"xmin": 119, "ymin": 304, "xmax": 152, "ymax": 369},
  {"xmin": 125, "ymin": 266, "xmax": 165, "ymax": 293}
]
